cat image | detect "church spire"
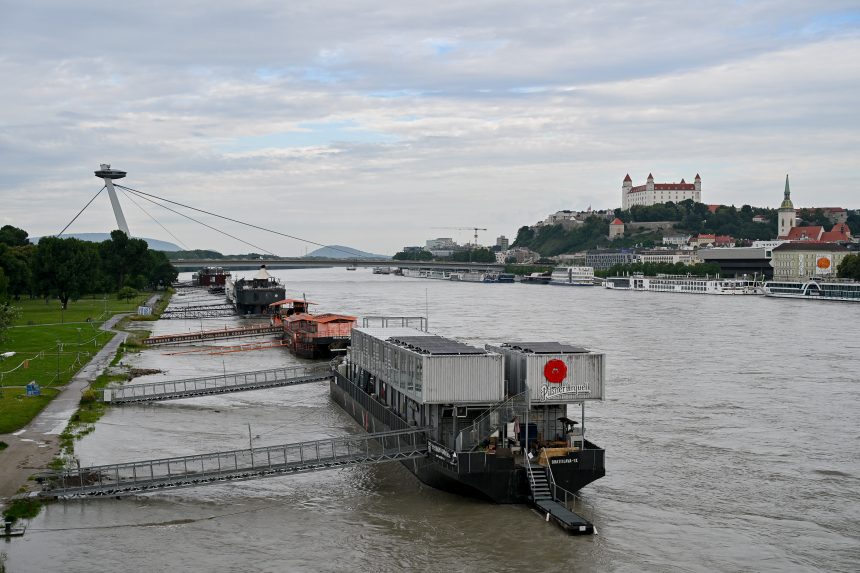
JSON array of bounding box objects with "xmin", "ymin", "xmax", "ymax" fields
[{"xmin": 780, "ymin": 174, "xmax": 794, "ymax": 210}]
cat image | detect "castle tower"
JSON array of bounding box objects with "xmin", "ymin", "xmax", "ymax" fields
[
  {"xmin": 778, "ymin": 174, "xmax": 795, "ymax": 239},
  {"xmin": 94, "ymin": 164, "xmax": 130, "ymax": 235},
  {"xmin": 646, "ymin": 173, "xmax": 654, "ymax": 192},
  {"xmin": 621, "ymin": 174, "xmax": 632, "ymax": 210},
  {"xmin": 694, "ymin": 174, "xmax": 701, "ymax": 202}
]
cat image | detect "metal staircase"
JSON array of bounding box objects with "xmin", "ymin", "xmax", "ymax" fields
[
  {"xmin": 455, "ymin": 390, "xmax": 528, "ymax": 451},
  {"xmin": 526, "ymin": 463, "xmax": 552, "ymax": 502}
]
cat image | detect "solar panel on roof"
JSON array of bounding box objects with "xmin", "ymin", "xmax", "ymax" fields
[
  {"xmin": 502, "ymin": 342, "xmax": 589, "ymax": 354},
  {"xmin": 389, "ymin": 335, "xmax": 487, "ymax": 355}
]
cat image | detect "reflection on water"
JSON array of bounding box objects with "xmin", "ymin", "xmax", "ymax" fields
[{"xmin": 5, "ymin": 268, "xmax": 860, "ymax": 572}]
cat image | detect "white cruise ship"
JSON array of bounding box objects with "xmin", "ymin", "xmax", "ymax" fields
[
  {"xmin": 761, "ymin": 279, "xmax": 860, "ymax": 301},
  {"xmin": 549, "ymin": 266, "xmax": 595, "ymax": 286},
  {"xmin": 604, "ymin": 274, "xmax": 761, "ymax": 295}
]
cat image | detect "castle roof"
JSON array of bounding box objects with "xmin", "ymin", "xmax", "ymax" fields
[
  {"xmin": 623, "ymin": 173, "xmax": 632, "ymax": 182},
  {"xmin": 610, "ymin": 218, "xmax": 624, "ymax": 225}
]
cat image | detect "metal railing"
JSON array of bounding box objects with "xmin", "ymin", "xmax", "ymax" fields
[
  {"xmin": 361, "ymin": 316, "xmax": 428, "ymax": 331},
  {"xmin": 545, "ymin": 452, "xmax": 595, "ymax": 522},
  {"xmin": 41, "ymin": 427, "xmax": 430, "ymax": 498},
  {"xmin": 106, "ymin": 365, "xmax": 330, "ymax": 403},
  {"xmin": 332, "ymin": 371, "xmax": 409, "ymax": 431},
  {"xmin": 455, "ymin": 390, "xmax": 528, "ymax": 451}
]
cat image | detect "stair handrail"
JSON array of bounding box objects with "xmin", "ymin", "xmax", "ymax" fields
[
  {"xmin": 455, "ymin": 390, "xmax": 528, "ymax": 451},
  {"xmin": 544, "ymin": 452, "xmax": 596, "ymax": 520}
]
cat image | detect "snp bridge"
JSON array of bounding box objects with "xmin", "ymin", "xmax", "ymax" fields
[
  {"xmin": 103, "ymin": 365, "xmax": 331, "ymax": 404},
  {"xmin": 38, "ymin": 428, "xmax": 430, "ymax": 499}
]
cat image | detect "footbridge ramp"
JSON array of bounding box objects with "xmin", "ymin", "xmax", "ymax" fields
[
  {"xmin": 103, "ymin": 365, "xmax": 331, "ymax": 404},
  {"xmin": 38, "ymin": 428, "xmax": 429, "ymax": 498}
]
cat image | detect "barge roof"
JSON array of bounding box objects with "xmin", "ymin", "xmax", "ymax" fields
[
  {"xmin": 501, "ymin": 342, "xmax": 590, "ymax": 354},
  {"xmin": 388, "ymin": 335, "xmax": 488, "ymax": 355}
]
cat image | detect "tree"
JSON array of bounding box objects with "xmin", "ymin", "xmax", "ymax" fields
[
  {"xmin": 393, "ymin": 250, "xmax": 432, "ymax": 261},
  {"xmin": 0, "ymin": 225, "xmax": 29, "ymax": 247},
  {"xmin": 98, "ymin": 230, "xmax": 150, "ymax": 290},
  {"xmin": 837, "ymin": 254, "xmax": 860, "ymax": 280},
  {"xmin": 33, "ymin": 237, "xmax": 98, "ymax": 309},
  {"xmin": 117, "ymin": 286, "xmax": 138, "ymax": 302},
  {"xmin": 0, "ymin": 302, "xmax": 20, "ymax": 342},
  {"xmin": 0, "ymin": 243, "xmax": 34, "ymax": 299}
]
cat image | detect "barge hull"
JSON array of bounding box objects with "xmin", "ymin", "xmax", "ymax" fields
[{"xmin": 330, "ymin": 376, "xmax": 603, "ymax": 503}]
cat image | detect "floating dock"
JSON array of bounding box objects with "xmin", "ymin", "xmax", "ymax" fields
[{"xmin": 142, "ymin": 324, "xmax": 282, "ymax": 346}]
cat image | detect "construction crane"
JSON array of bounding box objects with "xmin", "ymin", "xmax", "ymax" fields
[{"xmin": 431, "ymin": 227, "xmax": 488, "ymax": 247}]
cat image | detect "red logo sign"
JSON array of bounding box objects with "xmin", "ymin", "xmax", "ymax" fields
[{"xmin": 544, "ymin": 359, "xmax": 567, "ymax": 384}]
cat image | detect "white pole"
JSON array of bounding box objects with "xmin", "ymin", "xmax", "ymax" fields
[{"xmin": 103, "ymin": 177, "xmax": 130, "ymax": 235}]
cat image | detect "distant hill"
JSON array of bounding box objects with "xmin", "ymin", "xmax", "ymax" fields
[
  {"xmin": 31, "ymin": 233, "xmax": 182, "ymax": 251},
  {"xmin": 306, "ymin": 245, "xmax": 390, "ymax": 259}
]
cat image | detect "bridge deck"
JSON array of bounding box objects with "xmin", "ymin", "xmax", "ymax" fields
[
  {"xmin": 38, "ymin": 428, "xmax": 429, "ymax": 498},
  {"xmin": 142, "ymin": 324, "xmax": 281, "ymax": 346},
  {"xmin": 104, "ymin": 365, "xmax": 331, "ymax": 403}
]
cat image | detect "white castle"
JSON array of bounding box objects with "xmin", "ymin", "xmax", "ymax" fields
[{"xmin": 622, "ymin": 173, "xmax": 701, "ymax": 210}]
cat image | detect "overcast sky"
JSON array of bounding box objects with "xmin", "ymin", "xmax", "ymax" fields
[{"xmin": 1, "ymin": 1, "xmax": 858, "ymax": 255}]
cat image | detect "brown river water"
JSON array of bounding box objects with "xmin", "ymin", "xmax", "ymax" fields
[{"xmin": 3, "ymin": 268, "xmax": 859, "ymax": 572}]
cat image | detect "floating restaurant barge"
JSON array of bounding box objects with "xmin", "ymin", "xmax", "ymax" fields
[
  {"xmin": 226, "ymin": 265, "xmax": 286, "ymax": 314},
  {"xmin": 331, "ymin": 319, "xmax": 606, "ymax": 518},
  {"xmin": 193, "ymin": 266, "xmax": 231, "ymax": 288}
]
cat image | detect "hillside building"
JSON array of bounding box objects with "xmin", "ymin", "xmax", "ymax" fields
[
  {"xmin": 608, "ymin": 218, "xmax": 624, "ymax": 239},
  {"xmin": 622, "ymin": 173, "xmax": 701, "ymax": 210}
]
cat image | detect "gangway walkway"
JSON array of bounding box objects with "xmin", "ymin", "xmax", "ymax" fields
[
  {"xmin": 103, "ymin": 365, "xmax": 331, "ymax": 403},
  {"xmin": 160, "ymin": 303, "xmax": 236, "ymax": 319},
  {"xmin": 38, "ymin": 428, "xmax": 430, "ymax": 498},
  {"xmin": 142, "ymin": 324, "xmax": 281, "ymax": 346}
]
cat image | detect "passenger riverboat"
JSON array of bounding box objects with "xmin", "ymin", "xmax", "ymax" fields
[
  {"xmin": 331, "ymin": 319, "xmax": 606, "ymax": 512},
  {"xmin": 761, "ymin": 279, "xmax": 860, "ymax": 301},
  {"xmin": 604, "ymin": 274, "xmax": 761, "ymax": 295},
  {"xmin": 549, "ymin": 266, "xmax": 595, "ymax": 286}
]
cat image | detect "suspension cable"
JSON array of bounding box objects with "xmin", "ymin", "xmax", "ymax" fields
[
  {"xmin": 57, "ymin": 186, "xmax": 105, "ymax": 237},
  {"xmin": 120, "ymin": 187, "xmax": 190, "ymax": 250},
  {"xmin": 115, "ymin": 184, "xmax": 358, "ymax": 258},
  {"xmin": 121, "ymin": 187, "xmax": 275, "ymax": 255}
]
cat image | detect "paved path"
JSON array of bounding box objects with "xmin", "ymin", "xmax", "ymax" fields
[{"xmin": 0, "ymin": 294, "xmax": 160, "ymax": 505}]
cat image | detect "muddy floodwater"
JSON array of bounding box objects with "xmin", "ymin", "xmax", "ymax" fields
[{"xmin": 4, "ymin": 268, "xmax": 860, "ymax": 572}]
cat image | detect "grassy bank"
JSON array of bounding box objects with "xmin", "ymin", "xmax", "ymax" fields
[{"xmin": 0, "ymin": 293, "xmax": 153, "ymax": 434}]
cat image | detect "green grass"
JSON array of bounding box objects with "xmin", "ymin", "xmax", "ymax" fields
[
  {"xmin": 0, "ymin": 387, "xmax": 61, "ymax": 434},
  {"xmin": 0, "ymin": 292, "xmax": 154, "ymax": 434},
  {"xmin": 2, "ymin": 498, "xmax": 42, "ymax": 525}
]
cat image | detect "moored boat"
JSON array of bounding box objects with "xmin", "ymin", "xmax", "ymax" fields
[
  {"xmin": 761, "ymin": 278, "xmax": 860, "ymax": 301},
  {"xmin": 331, "ymin": 320, "xmax": 606, "ymax": 509},
  {"xmin": 549, "ymin": 266, "xmax": 595, "ymax": 287},
  {"xmin": 604, "ymin": 274, "xmax": 761, "ymax": 295}
]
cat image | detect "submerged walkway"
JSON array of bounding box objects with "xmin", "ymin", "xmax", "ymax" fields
[
  {"xmin": 104, "ymin": 365, "xmax": 331, "ymax": 403},
  {"xmin": 37, "ymin": 427, "xmax": 430, "ymax": 498},
  {"xmin": 142, "ymin": 324, "xmax": 281, "ymax": 346}
]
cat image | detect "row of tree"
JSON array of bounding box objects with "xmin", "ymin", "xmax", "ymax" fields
[{"xmin": 0, "ymin": 226, "xmax": 177, "ymax": 308}]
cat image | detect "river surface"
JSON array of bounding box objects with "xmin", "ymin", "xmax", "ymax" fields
[{"xmin": 4, "ymin": 268, "xmax": 859, "ymax": 572}]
